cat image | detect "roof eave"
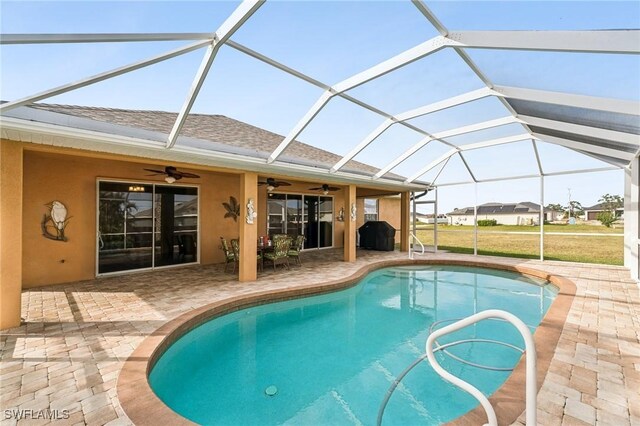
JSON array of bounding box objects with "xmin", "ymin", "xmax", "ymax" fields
[{"xmin": 0, "ymin": 114, "xmax": 429, "ymax": 192}]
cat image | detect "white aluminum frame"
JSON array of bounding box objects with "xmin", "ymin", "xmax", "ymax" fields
[
  {"xmin": 0, "ymin": 33, "xmax": 214, "ymax": 44},
  {"xmin": 0, "ymin": 0, "xmax": 637, "ymax": 198},
  {"xmin": 446, "ymin": 30, "xmax": 640, "ymax": 54},
  {"xmin": 519, "ymin": 115, "xmax": 640, "ymax": 148},
  {"xmin": 0, "ymin": 40, "xmax": 213, "ymax": 113},
  {"xmin": 374, "ymin": 116, "xmax": 520, "ymax": 179},
  {"xmin": 267, "ymin": 35, "xmax": 454, "ymax": 164},
  {"xmin": 167, "ymin": 0, "xmax": 265, "ymax": 148}
]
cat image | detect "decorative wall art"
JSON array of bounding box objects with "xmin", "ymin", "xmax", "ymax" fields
[
  {"xmin": 350, "ymin": 203, "xmax": 357, "ymax": 222},
  {"xmin": 41, "ymin": 200, "xmax": 70, "ymax": 241},
  {"xmin": 246, "ymin": 198, "xmax": 257, "ymax": 224},
  {"xmin": 222, "ymin": 196, "xmax": 240, "ymax": 222}
]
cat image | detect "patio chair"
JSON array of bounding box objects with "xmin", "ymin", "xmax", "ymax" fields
[
  {"xmin": 272, "ymin": 234, "xmax": 290, "ymax": 243},
  {"xmin": 263, "ymin": 237, "xmax": 291, "ymax": 271},
  {"xmin": 220, "ymin": 237, "xmax": 236, "ymax": 273},
  {"xmin": 230, "ymin": 239, "xmax": 263, "ymax": 273},
  {"xmin": 288, "ymin": 235, "xmax": 305, "ymax": 266}
]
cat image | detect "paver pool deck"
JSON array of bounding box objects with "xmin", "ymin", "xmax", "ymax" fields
[{"xmin": 1, "ymin": 250, "xmax": 638, "ymax": 425}]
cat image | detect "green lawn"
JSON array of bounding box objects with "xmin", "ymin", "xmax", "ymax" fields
[
  {"xmin": 416, "ymin": 224, "xmax": 623, "ymax": 234},
  {"xmin": 415, "ymin": 225, "xmax": 623, "ymax": 265}
]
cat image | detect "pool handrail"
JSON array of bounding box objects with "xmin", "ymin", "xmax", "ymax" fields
[
  {"xmin": 425, "ymin": 309, "xmax": 537, "ymax": 426},
  {"xmin": 409, "ymin": 232, "xmax": 425, "ymax": 258}
]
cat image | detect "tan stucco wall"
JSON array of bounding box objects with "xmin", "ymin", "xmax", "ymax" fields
[
  {"xmin": 379, "ymin": 197, "xmax": 401, "ymax": 243},
  {"xmin": 22, "ymin": 149, "xmax": 241, "ymax": 288},
  {"xmin": 1, "ymin": 140, "xmax": 23, "ymax": 328}
]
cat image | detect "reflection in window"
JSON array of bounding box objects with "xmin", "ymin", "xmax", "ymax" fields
[
  {"xmin": 364, "ymin": 198, "xmax": 378, "ymax": 222},
  {"xmin": 267, "ymin": 193, "xmax": 333, "ymax": 249},
  {"xmin": 98, "ymin": 181, "xmax": 198, "ymax": 274}
]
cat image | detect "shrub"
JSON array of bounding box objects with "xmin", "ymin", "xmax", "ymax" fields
[
  {"xmin": 477, "ymin": 219, "xmax": 498, "ymax": 226},
  {"xmin": 596, "ymin": 211, "xmax": 617, "ymax": 228}
]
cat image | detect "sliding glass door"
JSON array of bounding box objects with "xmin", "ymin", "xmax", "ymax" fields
[
  {"xmin": 268, "ymin": 193, "xmax": 333, "ymax": 249},
  {"xmin": 98, "ymin": 181, "xmax": 198, "ymax": 275}
]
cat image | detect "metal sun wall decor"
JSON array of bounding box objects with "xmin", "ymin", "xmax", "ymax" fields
[{"xmin": 41, "ymin": 200, "xmax": 70, "ymax": 241}]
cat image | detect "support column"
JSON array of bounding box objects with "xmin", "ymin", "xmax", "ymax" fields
[
  {"xmin": 1, "ymin": 140, "xmax": 23, "ymax": 330},
  {"xmin": 540, "ymin": 176, "xmax": 545, "ymax": 261},
  {"xmin": 473, "ymin": 183, "xmax": 478, "ymax": 256},
  {"xmin": 400, "ymin": 191, "xmax": 410, "ymax": 252},
  {"xmin": 344, "ymin": 185, "xmax": 356, "ymax": 262},
  {"xmin": 239, "ymin": 172, "xmax": 258, "ymax": 282},
  {"xmin": 624, "ymin": 157, "xmax": 639, "ymax": 282}
]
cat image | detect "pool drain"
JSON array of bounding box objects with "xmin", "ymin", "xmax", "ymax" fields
[{"xmin": 265, "ymin": 385, "xmax": 278, "ymax": 396}]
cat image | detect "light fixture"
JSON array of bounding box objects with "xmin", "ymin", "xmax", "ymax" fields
[
  {"xmin": 266, "ymin": 184, "xmax": 275, "ymax": 192},
  {"xmin": 165, "ymin": 176, "xmax": 176, "ymax": 184},
  {"xmin": 128, "ymin": 185, "xmax": 145, "ymax": 192},
  {"xmin": 323, "ymin": 189, "xmax": 329, "ymax": 195}
]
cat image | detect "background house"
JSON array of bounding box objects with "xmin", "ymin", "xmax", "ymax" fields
[
  {"xmin": 447, "ymin": 202, "xmax": 562, "ymax": 225},
  {"xmin": 415, "ymin": 213, "xmax": 448, "ymax": 224},
  {"xmin": 583, "ymin": 203, "xmax": 624, "ymax": 221}
]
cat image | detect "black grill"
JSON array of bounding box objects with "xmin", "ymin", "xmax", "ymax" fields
[{"xmin": 358, "ymin": 221, "xmax": 396, "ymax": 251}]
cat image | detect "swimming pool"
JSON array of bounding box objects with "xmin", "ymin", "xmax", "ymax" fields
[{"xmin": 149, "ymin": 265, "xmax": 557, "ymax": 425}]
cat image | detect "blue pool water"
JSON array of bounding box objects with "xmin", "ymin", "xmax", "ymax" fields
[{"xmin": 150, "ymin": 265, "xmax": 557, "ymax": 425}]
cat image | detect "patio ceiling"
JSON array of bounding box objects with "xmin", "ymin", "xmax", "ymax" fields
[{"xmin": 0, "ymin": 0, "xmax": 638, "ymax": 190}]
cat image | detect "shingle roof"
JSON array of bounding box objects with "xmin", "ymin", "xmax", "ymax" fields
[
  {"xmin": 583, "ymin": 202, "xmax": 624, "ymax": 211},
  {"xmin": 448, "ymin": 202, "xmax": 550, "ymax": 216},
  {"xmin": 30, "ymin": 103, "xmax": 402, "ymax": 179}
]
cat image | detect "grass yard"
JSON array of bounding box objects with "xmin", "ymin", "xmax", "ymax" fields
[
  {"xmin": 415, "ymin": 225, "xmax": 623, "ymax": 265},
  {"xmin": 416, "ymin": 224, "xmax": 623, "ymax": 234}
]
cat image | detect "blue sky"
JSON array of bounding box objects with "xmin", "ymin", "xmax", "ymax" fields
[{"xmin": 1, "ymin": 1, "xmax": 638, "ymax": 213}]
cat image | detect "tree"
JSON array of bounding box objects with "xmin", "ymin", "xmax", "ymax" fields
[
  {"xmin": 546, "ymin": 203, "xmax": 564, "ymax": 212},
  {"xmin": 596, "ymin": 194, "xmax": 623, "ymax": 227},
  {"xmin": 565, "ymin": 200, "xmax": 583, "ymax": 219}
]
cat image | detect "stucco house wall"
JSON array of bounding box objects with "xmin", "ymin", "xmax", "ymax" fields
[
  {"xmin": 21, "ymin": 148, "xmax": 350, "ymax": 288},
  {"xmin": 448, "ymin": 212, "xmax": 562, "ymax": 226},
  {"xmin": 22, "ymin": 149, "xmax": 242, "ymax": 288}
]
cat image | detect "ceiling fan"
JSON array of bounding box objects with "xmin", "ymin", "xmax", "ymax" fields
[
  {"xmin": 309, "ymin": 184, "xmax": 340, "ymax": 195},
  {"xmin": 258, "ymin": 177, "xmax": 291, "ymax": 192},
  {"xmin": 144, "ymin": 166, "xmax": 200, "ymax": 184}
]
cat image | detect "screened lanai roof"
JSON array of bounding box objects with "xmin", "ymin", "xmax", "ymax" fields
[{"xmin": 0, "ymin": 0, "xmax": 638, "ymax": 191}]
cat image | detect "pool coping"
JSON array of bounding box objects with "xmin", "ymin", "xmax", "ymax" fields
[{"xmin": 116, "ymin": 258, "xmax": 576, "ymax": 426}]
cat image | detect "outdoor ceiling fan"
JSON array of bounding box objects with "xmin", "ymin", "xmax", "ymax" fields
[
  {"xmin": 258, "ymin": 177, "xmax": 291, "ymax": 192},
  {"xmin": 309, "ymin": 184, "xmax": 340, "ymax": 195},
  {"xmin": 144, "ymin": 166, "xmax": 200, "ymax": 184}
]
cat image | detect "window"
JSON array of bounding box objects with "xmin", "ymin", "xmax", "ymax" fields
[{"xmin": 364, "ymin": 198, "xmax": 378, "ymax": 222}]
